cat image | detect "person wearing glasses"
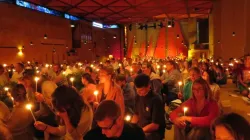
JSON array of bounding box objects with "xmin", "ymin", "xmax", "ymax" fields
[
  {"xmin": 84, "ymin": 100, "xmax": 145, "ymax": 140},
  {"xmin": 170, "ymin": 78, "xmax": 219, "ymax": 140},
  {"xmin": 131, "ymin": 74, "xmax": 165, "ymax": 140}
]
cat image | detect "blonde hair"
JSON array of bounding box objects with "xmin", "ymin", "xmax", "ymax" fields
[
  {"xmin": 192, "ymin": 78, "xmax": 213, "ymax": 101},
  {"xmin": 42, "ymin": 81, "xmax": 57, "ymax": 99}
]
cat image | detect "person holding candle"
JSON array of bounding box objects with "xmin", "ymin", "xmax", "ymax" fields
[
  {"xmin": 34, "ymin": 85, "xmax": 93, "ymax": 140},
  {"xmin": 96, "ymin": 66, "xmax": 125, "ymax": 116},
  {"xmin": 178, "ymin": 67, "xmax": 201, "ymax": 101},
  {"xmin": 170, "ymin": 78, "xmax": 219, "ymax": 140},
  {"xmin": 10, "ymin": 63, "xmax": 25, "ymax": 83},
  {"xmin": 4, "ymin": 84, "xmax": 34, "ymax": 140},
  {"xmin": 80, "ymin": 73, "xmax": 96, "ymax": 103},
  {"xmin": 161, "ymin": 60, "xmax": 182, "ymax": 104},
  {"xmin": 131, "ymin": 74, "xmax": 165, "ymax": 140}
]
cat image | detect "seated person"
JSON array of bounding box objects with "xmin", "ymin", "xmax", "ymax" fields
[
  {"xmin": 170, "ymin": 78, "xmax": 220, "ymax": 140},
  {"xmin": 34, "ymin": 81, "xmax": 59, "ymax": 139},
  {"xmin": 161, "ymin": 60, "xmax": 182, "ymax": 104},
  {"xmin": 211, "ymin": 113, "xmax": 250, "ymax": 140},
  {"xmin": 238, "ymin": 55, "xmax": 250, "ymax": 96},
  {"xmin": 141, "ymin": 62, "xmax": 162, "ymax": 94},
  {"xmin": 34, "ymin": 86, "xmax": 93, "ymax": 140},
  {"xmin": 84, "ymin": 100, "xmax": 145, "ymax": 140},
  {"xmin": 178, "ymin": 67, "xmax": 201, "ymax": 101},
  {"xmin": 132, "ymin": 74, "xmax": 165, "ymax": 140},
  {"xmin": 215, "ymin": 66, "xmax": 227, "ymax": 85},
  {"xmin": 115, "ymin": 74, "xmax": 136, "ymax": 112},
  {"xmin": 4, "ymin": 84, "xmax": 34, "ymax": 140}
]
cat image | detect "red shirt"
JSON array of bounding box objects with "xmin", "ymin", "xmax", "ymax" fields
[{"xmin": 170, "ymin": 98, "xmax": 219, "ymax": 127}]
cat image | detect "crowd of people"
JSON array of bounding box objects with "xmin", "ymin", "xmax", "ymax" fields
[{"xmin": 0, "ymin": 55, "xmax": 249, "ymax": 140}]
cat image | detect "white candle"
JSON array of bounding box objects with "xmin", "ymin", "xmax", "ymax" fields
[
  {"xmin": 183, "ymin": 107, "xmax": 188, "ymax": 116},
  {"xmin": 26, "ymin": 104, "xmax": 36, "ymax": 121},
  {"xmin": 70, "ymin": 77, "xmax": 74, "ymax": 86},
  {"xmin": 94, "ymin": 90, "xmax": 99, "ymax": 102},
  {"xmin": 178, "ymin": 81, "xmax": 183, "ymax": 91},
  {"xmin": 34, "ymin": 77, "xmax": 40, "ymax": 92}
]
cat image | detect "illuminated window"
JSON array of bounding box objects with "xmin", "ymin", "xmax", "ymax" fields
[{"xmin": 64, "ymin": 14, "xmax": 80, "ymax": 21}]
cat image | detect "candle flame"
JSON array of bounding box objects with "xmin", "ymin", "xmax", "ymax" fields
[
  {"xmin": 163, "ymin": 70, "xmax": 166, "ymax": 73},
  {"xmin": 70, "ymin": 77, "xmax": 74, "ymax": 82},
  {"xmin": 125, "ymin": 115, "xmax": 131, "ymax": 121},
  {"xmin": 178, "ymin": 81, "xmax": 183, "ymax": 86},
  {"xmin": 26, "ymin": 104, "xmax": 32, "ymax": 110},
  {"xmin": 94, "ymin": 90, "xmax": 99, "ymax": 96},
  {"xmin": 183, "ymin": 107, "xmax": 188, "ymax": 112},
  {"xmin": 34, "ymin": 77, "xmax": 40, "ymax": 82},
  {"xmin": 4, "ymin": 87, "xmax": 9, "ymax": 91}
]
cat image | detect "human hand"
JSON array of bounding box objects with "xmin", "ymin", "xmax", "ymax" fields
[
  {"xmin": 173, "ymin": 116, "xmax": 187, "ymax": 128},
  {"xmin": 178, "ymin": 92, "xmax": 183, "ymax": 99},
  {"xmin": 35, "ymin": 92, "xmax": 44, "ymax": 102},
  {"xmin": 34, "ymin": 121, "xmax": 47, "ymax": 131}
]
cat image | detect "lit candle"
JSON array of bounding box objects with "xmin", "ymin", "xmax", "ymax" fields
[
  {"xmin": 90, "ymin": 64, "xmax": 94, "ymax": 68},
  {"xmin": 125, "ymin": 115, "xmax": 132, "ymax": 122},
  {"xmin": 45, "ymin": 64, "xmax": 49, "ymax": 68},
  {"xmin": 183, "ymin": 107, "xmax": 188, "ymax": 116},
  {"xmin": 3, "ymin": 64, "xmax": 7, "ymax": 67},
  {"xmin": 248, "ymin": 87, "xmax": 250, "ymax": 93},
  {"xmin": 130, "ymin": 68, "xmax": 133, "ymax": 72},
  {"xmin": 25, "ymin": 104, "xmax": 36, "ymax": 121},
  {"xmin": 94, "ymin": 90, "xmax": 99, "ymax": 102},
  {"xmin": 178, "ymin": 81, "xmax": 183, "ymax": 91},
  {"xmin": 100, "ymin": 62, "xmax": 103, "ymax": 65},
  {"xmin": 119, "ymin": 63, "xmax": 122, "ymax": 67},
  {"xmin": 34, "ymin": 77, "xmax": 40, "ymax": 92},
  {"xmin": 27, "ymin": 61, "xmax": 30, "ymax": 64},
  {"xmin": 163, "ymin": 65, "xmax": 166, "ymax": 68},
  {"xmin": 4, "ymin": 87, "xmax": 9, "ymax": 92},
  {"xmin": 163, "ymin": 70, "xmax": 166, "ymax": 73},
  {"xmin": 36, "ymin": 70, "xmax": 40, "ymax": 74},
  {"xmin": 70, "ymin": 77, "xmax": 74, "ymax": 86},
  {"xmin": 157, "ymin": 65, "xmax": 160, "ymax": 69}
]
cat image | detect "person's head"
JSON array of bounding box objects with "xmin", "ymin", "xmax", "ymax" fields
[
  {"xmin": 15, "ymin": 63, "xmax": 24, "ymax": 73},
  {"xmin": 189, "ymin": 67, "xmax": 201, "ymax": 82},
  {"xmin": 141, "ymin": 62, "xmax": 155, "ymax": 76},
  {"xmin": 202, "ymin": 71, "xmax": 215, "ymax": 85},
  {"xmin": 52, "ymin": 85, "xmax": 87, "ymax": 128},
  {"xmin": 212, "ymin": 113, "xmax": 250, "ymax": 140},
  {"xmin": 94, "ymin": 100, "xmax": 123, "ymax": 138},
  {"xmin": 85, "ymin": 66, "xmax": 93, "ymax": 74},
  {"xmin": 134, "ymin": 74, "xmax": 150, "ymax": 96},
  {"xmin": 20, "ymin": 75, "xmax": 33, "ymax": 88},
  {"xmin": 115, "ymin": 74, "xmax": 126, "ymax": 88},
  {"xmin": 53, "ymin": 64, "xmax": 61, "ymax": 73},
  {"xmin": 99, "ymin": 66, "xmax": 115, "ymax": 84},
  {"xmin": 166, "ymin": 61, "xmax": 176, "ymax": 72},
  {"xmin": 202, "ymin": 63, "xmax": 209, "ymax": 71},
  {"xmin": 42, "ymin": 81, "xmax": 57, "ymax": 106},
  {"xmin": 82, "ymin": 73, "xmax": 95, "ymax": 86},
  {"xmin": 11, "ymin": 84, "xmax": 27, "ymax": 103},
  {"xmin": 192, "ymin": 78, "xmax": 212, "ymax": 101}
]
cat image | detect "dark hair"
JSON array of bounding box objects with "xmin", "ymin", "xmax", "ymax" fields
[
  {"xmin": 17, "ymin": 63, "xmax": 24, "ymax": 69},
  {"xmin": 192, "ymin": 78, "xmax": 212, "ymax": 100},
  {"xmin": 85, "ymin": 66, "xmax": 93, "ymax": 73},
  {"xmin": 94, "ymin": 100, "xmax": 121, "ymax": 121},
  {"xmin": 100, "ymin": 66, "xmax": 116, "ymax": 81},
  {"xmin": 134, "ymin": 74, "xmax": 150, "ymax": 88},
  {"xmin": 189, "ymin": 67, "xmax": 201, "ymax": 75},
  {"xmin": 167, "ymin": 60, "xmax": 177, "ymax": 69},
  {"xmin": 11, "ymin": 84, "xmax": 27, "ymax": 102},
  {"xmin": 82, "ymin": 73, "xmax": 95, "ymax": 84},
  {"xmin": 142, "ymin": 62, "xmax": 156, "ymax": 73},
  {"xmin": 115, "ymin": 74, "xmax": 126, "ymax": 82},
  {"xmin": 52, "ymin": 85, "xmax": 87, "ymax": 128},
  {"xmin": 212, "ymin": 113, "xmax": 250, "ymax": 140}
]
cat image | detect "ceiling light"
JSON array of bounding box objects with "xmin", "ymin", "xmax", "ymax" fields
[
  {"xmin": 113, "ymin": 35, "xmax": 117, "ymax": 39},
  {"xmin": 30, "ymin": 42, "xmax": 33, "ymax": 46},
  {"xmin": 177, "ymin": 34, "xmax": 180, "ymax": 39},
  {"xmin": 44, "ymin": 34, "xmax": 47, "ymax": 39},
  {"xmin": 232, "ymin": 32, "xmax": 236, "ymax": 36},
  {"xmin": 167, "ymin": 21, "xmax": 172, "ymax": 28},
  {"xmin": 71, "ymin": 24, "xmax": 75, "ymax": 28}
]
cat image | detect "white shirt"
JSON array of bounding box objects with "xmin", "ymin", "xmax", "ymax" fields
[{"xmin": 10, "ymin": 70, "xmax": 24, "ymax": 83}]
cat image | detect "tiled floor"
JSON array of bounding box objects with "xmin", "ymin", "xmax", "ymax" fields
[{"xmin": 164, "ymin": 79, "xmax": 250, "ymax": 140}]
